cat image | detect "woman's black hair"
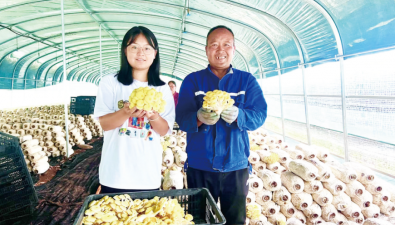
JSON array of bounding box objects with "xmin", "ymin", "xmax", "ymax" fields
[{"xmin": 116, "ymin": 26, "xmax": 165, "ymax": 86}]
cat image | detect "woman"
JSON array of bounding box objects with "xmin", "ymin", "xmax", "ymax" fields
[{"xmin": 93, "ymin": 26, "xmax": 175, "ymax": 193}]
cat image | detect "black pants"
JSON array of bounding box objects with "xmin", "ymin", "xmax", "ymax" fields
[
  {"xmin": 100, "ymin": 184, "xmax": 159, "ymax": 194},
  {"xmin": 187, "ymin": 167, "xmax": 249, "ymax": 225}
]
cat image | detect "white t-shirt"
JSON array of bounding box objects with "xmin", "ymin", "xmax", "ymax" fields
[{"xmin": 93, "ymin": 74, "xmax": 175, "ymax": 189}]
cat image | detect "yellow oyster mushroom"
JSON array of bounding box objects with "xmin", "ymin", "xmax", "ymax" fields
[
  {"xmin": 135, "ymin": 91, "xmax": 145, "ymax": 100},
  {"xmin": 136, "ymin": 100, "xmax": 145, "ymax": 109}
]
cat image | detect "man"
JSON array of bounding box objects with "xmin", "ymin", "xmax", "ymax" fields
[
  {"xmin": 176, "ymin": 25, "xmax": 267, "ymax": 225},
  {"xmin": 168, "ymin": 81, "xmax": 179, "ymax": 107}
]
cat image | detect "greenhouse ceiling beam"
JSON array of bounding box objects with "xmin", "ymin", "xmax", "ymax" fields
[
  {"xmin": 171, "ymin": 0, "xmax": 188, "ymax": 75},
  {"xmin": 74, "ymin": 0, "xmax": 121, "ymax": 44}
]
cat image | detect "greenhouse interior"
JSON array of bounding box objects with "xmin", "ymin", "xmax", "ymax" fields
[{"xmin": 0, "ymin": 0, "xmax": 395, "ymax": 224}]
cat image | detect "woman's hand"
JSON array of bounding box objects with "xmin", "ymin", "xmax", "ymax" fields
[
  {"xmin": 146, "ymin": 110, "xmax": 160, "ymax": 121},
  {"xmin": 122, "ymin": 102, "xmax": 146, "ymax": 118}
]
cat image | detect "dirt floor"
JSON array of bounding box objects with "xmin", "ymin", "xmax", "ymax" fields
[{"xmin": 8, "ymin": 138, "xmax": 103, "ymax": 225}]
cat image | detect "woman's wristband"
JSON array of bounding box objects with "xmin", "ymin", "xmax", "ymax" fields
[{"xmin": 148, "ymin": 115, "xmax": 160, "ymax": 121}]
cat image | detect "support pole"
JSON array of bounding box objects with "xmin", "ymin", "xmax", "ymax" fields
[
  {"xmin": 339, "ymin": 57, "xmax": 349, "ymax": 161},
  {"xmin": 100, "ymin": 24, "xmax": 102, "ymax": 78},
  {"xmin": 61, "ymin": 0, "xmax": 70, "ymax": 157},
  {"xmin": 278, "ymin": 70, "xmax": 286, "ymax": 141},
  {"xmin": 300, "ymin": 65, "xmax": 311, "ymax": 145}
]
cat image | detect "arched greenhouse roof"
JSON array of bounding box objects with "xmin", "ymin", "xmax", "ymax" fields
[{"xmin": 0, "ymin": 0, "xmax": 394, "ymax": 89}]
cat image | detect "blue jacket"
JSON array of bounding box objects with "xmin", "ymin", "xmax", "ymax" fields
[{"xmin": 176, "ymin": 65, "xmax": 267, "ymax": 172}]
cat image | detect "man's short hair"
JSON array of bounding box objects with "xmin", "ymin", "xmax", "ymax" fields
[
  {"xmin": 206, "ymin": 25, "xmax": 235, "ymax": 46},
  {"xmin": 168, "ymin": 81, "xmax": 176, "ymax": 86}
]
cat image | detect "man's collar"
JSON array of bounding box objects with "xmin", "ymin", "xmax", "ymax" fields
[{"xmin": 207, "ymin": 64, "xmax": 234, "ymax": 75}]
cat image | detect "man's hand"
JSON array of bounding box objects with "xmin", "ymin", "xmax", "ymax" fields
[
  {"xmin": 221, "ymin": 105, "xmax": 239, "ymax": 124},
  {"xmin": 197, "ymin": 107, "xmax": 220, "ymax": 125},
  {"xmin": 122, "ymin": 102, "xmax": 146, "ymax": 118}
]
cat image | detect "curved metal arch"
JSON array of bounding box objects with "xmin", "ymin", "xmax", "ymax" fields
[
  {"xmin": 67, "ymin": 61, "xmax": 90, "ymax": 80},
  {"xmin": 11, "ymin": 40, "xmax": 113, "ymax": 80},
  {"xmin": 0, "ymin": 36, "xmax": 117, "ymax": 82},
  {"xmin": 70, "ymin": 56, "xmax": 199, "ymax": 82},
  {"xmin": 4, "ymin": 9, "xmax": 257, "ymax": 81},
  {"xmin": 14, "ymin": 30, "xmax": 208, "ymax": 81},
  {"xmin": 3, "ymin": 12, "xmax": 263, "ymax": 74},
  {"xmin": 76, "ymin": 56, "xmax": 199, "ymax": 79},
  {"xmin": 161, "ymin": 62, "xmax": 193, "ymax": 75},
  {"xmin": 0, "ymin": 2, "xmax": 301, "ymax": 84},
  {"xmin": 61, "ymin": 54, "xmax": 200, "ymax": 84},
  {"xmin": 43, "ymin": 37, "xmax": 213, "ymax": 82},
  {"xmin": 0, "ymin": 0, "xmax": 50, "ymax": 13},
  {"xmin": 307, "ymin": 0, "xmax": 343, "ymax": 55},
  {"xmin": 160, "ymin": 45, "xmax": 208, "ymax": 63},
  {"xmin": 75, "ymin": 0, "xmax": 121, "ymax": 44},
  {"xmin": 63, "ymin": 63, "xmax": 116, "ymax": 83},
  {"xmin": 59, "ymin": 48, "xmax": 205, "ymax": 80},
  {"xmin": 56, "ymin": 54, "xmax": 117, "ymax": 82},
  {"xmin": 23, "ymin": 42, "xmax": 117, "ymax": 80},
  {"xmin": 86, "ymin": 66, "xmax": 185, "ymax": 85},
  {"xmin": 160, "ymin": 53, "xmax": 206, "ymax": 69}
]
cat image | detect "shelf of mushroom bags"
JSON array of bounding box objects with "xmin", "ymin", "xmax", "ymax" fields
[
  {"xmin": 0, "ymin": 105, "xmax": 104, "ymax": 186},
  {"xmin": 159, "ymin": 127, "xmax": 395, "ymax": 225}
]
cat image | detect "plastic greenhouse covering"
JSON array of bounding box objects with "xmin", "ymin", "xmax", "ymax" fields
[{"xmin": 0, "ymin": 0, "xmax": 395, "ymax": 178}]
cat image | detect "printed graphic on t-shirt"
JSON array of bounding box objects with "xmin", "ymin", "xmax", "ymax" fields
[
  {"xmin": 119, "ymin": 128, "xmax": 127, "ymax": 136},
  {"xmin": 118, "ymin": 116, "xmax": 154, "ymax": 141},
  {"xmin": 118, "ymin": 100, "xmax": 125, "ymax": 109}
]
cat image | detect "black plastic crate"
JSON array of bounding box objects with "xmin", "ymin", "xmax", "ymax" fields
[
  {"xmin": 0, "ymin": 196, "xmax": 36, "ymax": 217},
  {"xmin": 73, "ymin": 188, "xmax": 225, "ymax": 225},
  {"xmin": 0, "ymin": 157, "xmax": 25, "ymax": 177},
  {"xmin": 0, "ymin": 204, "xmax": 34, "ymax": 225},
  {"xmin": 76, "ymin": 96, "xmax": 96, "ymax": 105},
  {"xmin": 0, "ymin": 169, "xmax": 27, "ymax": 186},
  {"xmin": 0, "ymin": 176, "xmax": 33, "ymax": 197},
  {"xmin": 0, "ymin": 132, "xmax": 20, "ymax": 155},
  {"xmin": 0, "ymin": 152, "xmax": 20, "ymax": 166},
  {"xmin": 70, "ymin": 106, "xmax": 95, "ymax": 116},
  {"xmin": 0, "ymin": 185, "xmax": 36, "ymax": 209}
]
